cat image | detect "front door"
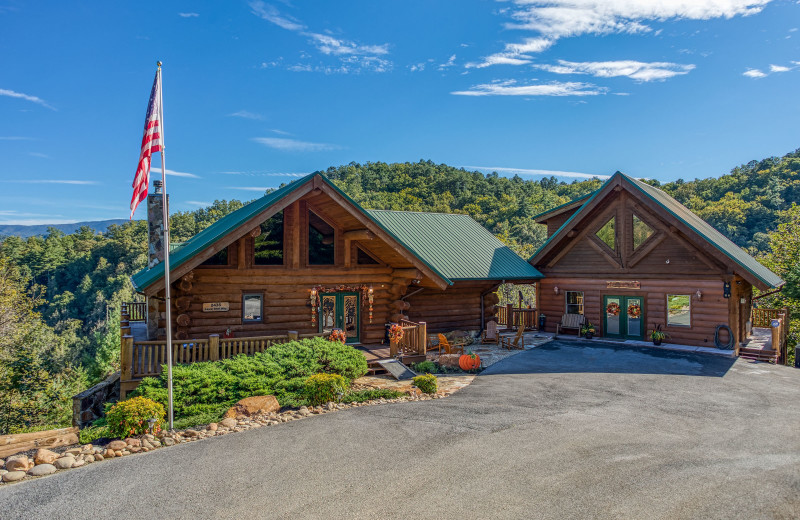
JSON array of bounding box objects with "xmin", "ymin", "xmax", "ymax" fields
[
  {"xmin": 319, "ymin": 292, "xmax": 360, "ymax": 343},
  {"xmin": 603, "ymin": 295, "xmax": 644, "ymax": 340}
]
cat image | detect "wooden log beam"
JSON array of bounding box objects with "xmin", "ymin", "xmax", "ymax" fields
[{"xmin": 342, "ymin": 229, "xmax": 374, "ymax": 241}]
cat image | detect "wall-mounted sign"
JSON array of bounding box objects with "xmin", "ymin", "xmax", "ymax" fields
[
  {"xmin": 606, "ymin": 281, "xmax": 641, "ymax": 290},
  {"xmin": 203, "ymin": 302, "xmax": 229, "ymax": 312}
]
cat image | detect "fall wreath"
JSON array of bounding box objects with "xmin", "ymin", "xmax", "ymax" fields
[
  {"xmin": 606, "ymin": 302, "xmax": 621, "ymax": 316},
  {"xmin": 627, "ymin": 303, "xmax": 642, "ymax": 319},
  {"xmin": 328, "ymin": 329, "xmax": 346, "ymax": 344},
  {"xmin": 388, "ymin": 323, "xmax": 405, "ymax": 342}
]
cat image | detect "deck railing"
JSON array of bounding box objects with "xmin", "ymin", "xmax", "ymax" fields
[
  {"xmin": 752, "ymin": 307, "xmax": 781, "ymax": 328},
  {"xmin": 751, "ymin": 307, "xmax": 791, "ymax": 364},
  {"xmin": 390, "ymin": 320, "xmax": 427, "ymax": 358},
  {"xmin": 122, "ymin": 331, "xmax": 324, "ymax": 380},
  {"xmin": 123, "ymin": 302, "xmax": 147, "ymax": 323},
  {"xmin": 497, "ymin": 304, "xmax": 538, "ymax": 330}
]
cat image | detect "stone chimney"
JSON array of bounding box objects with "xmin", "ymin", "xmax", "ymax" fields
[{"xmin": 147, "ymin": 180, "xmax": 168, "ymax": 269}]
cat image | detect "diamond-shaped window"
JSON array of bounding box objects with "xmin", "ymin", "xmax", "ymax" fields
[
  {"xmin": 632, "ymin": 214, "xmax": 654, "ymax": 250},
  {"xmin": 596, "ymin": 217, "xmax": 616, "ymax": 251}
]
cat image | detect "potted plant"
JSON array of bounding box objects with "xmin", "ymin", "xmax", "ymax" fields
[
  {"xmin": 650, "ymin": 324, "xmax": 669, "ymax": 346},
  {"xmin": 580, "ymin": 322, "xmax": 596, "ymax": 339}
]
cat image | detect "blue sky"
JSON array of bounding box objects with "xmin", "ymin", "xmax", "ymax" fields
[{"xmin": 1, "ymin": 0, "xmax": 799, "ymax": 224}]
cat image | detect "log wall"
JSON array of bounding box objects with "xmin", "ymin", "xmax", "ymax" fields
[{"xmin": 406, "ymin": 281, "xmax": 498, "ymax": 333}]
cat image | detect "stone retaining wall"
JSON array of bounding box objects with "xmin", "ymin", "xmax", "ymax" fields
[{"xmin": 72, "ymin": 372, "xmax": 120, "ymax": 428}]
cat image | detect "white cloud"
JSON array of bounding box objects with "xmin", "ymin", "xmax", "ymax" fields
[
  {"xmin": 769, "ymin": 64, "xmax": 790, "ymax": 72},
  {"xmin": 463, "ymin": 165, "xmax": 609, "ymax": 180},
  {"xmin": 250, "ymin": 1, "xmax": 390, "ymax": 72},
  {"xmin": 473, "ymin": 1, "xmax": 772, "ymax": 68},
  {"xmin": 1, "ymin": 179, "xmax": 96, "ymax": 185},
  {"xmin": 0, "ymin": 136, "xmax": 33, "ymax": 140},
  {"xmin": 252, "ymin": 137, "xmax": 339, "ymax": 152},
  {"xmin": 410, "ymin": 62, "xmax": 426, "ymax": 72},
  {"xmin": 28, "ymin": 152, "xmax": 48, "ymax": 158},
  {"xmin": 185, "ymin": 200, "xmax": 212, "ymax": 206},
  {"xmin": 152, "ymin": 167, "xmax": 201, "ymax": 179},
  {"xmin": 0, "ymin": 218, "xmax": 78, "ymax": 226},
  {"xmin": 439, "ymin": 54, "xmax": 457, "ymax": 70},
  {"xmin": 229, "ymin": 110, "xmax": 264, "ymax": 120},
  {"xmin": 452, "ymin": 79, "xmax": 607, "ymax": 96},
  {"xmin": 743, "ymin": 68, "xmax": 767, "ymax": 78},
  {"xmin": 178, "ymin": 12, "xmax": 199, "ymax": 18},
  {"xmin": 0, "ymin": 88, "xmax": 56, "ymax": 110},
  {"xmin": 226, "ymin": 186, "xmax": 278, "ymax": 192},
  {"xmin": 467, "ymin": 38, "xmax": 552, "ymax": 68},
  {"xmin": 533, "ymin": 60, "xmax": 695, "ymax": 82},
  {"xmin": 219, "ymin": 171, "xmax": 308, "ymax": 177}
]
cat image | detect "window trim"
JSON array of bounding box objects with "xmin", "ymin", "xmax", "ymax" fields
[
  {"xmin": 197, "ymin": 246, "xmax": 231, "ymax": 269},
  {"xmin": 242, "ymin": 292, "xmax": 264, "ymax": 324},
  {"xmin": 666, "ymin": 294, "xmax": 692, "ymax": 328},
  {"xmin": 565, "ymin": 290, "xmax": 584, "ymax": 315},
  {"xmin": 354, "ymin": 243, "xmax": 383, "ymax": 266}
]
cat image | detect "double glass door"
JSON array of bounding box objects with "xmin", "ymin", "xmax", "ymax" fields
[
  {"xmin": 319, "ymin": 292, "xmax": 360, "ymax": 343},
  {"xmin": 603, "ymin": 295, "xmax": 644, "ymax": 340}
]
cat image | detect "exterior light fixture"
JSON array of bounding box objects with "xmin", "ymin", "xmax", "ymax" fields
[
  {"xmin": 147, "ymin": 417, "xmax": 157, "ymax": 434},
  {"xmin": 695, "ymin": 289, "xmax": 703, "ymax": 300},
  {"xmin": 554, "ymin": 286, "xmax": 559, "ymax": 295}
]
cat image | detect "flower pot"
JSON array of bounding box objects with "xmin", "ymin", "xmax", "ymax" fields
[
  {"xmin": 653, "ymin": 339, "xmax": 662, "ymax": 346},
  {"xmin": 584, "ymin": 332, "xmax": 594, "ymax": 339}
]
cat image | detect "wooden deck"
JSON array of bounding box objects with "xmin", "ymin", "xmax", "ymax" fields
[{"xmin": 739, "ymin": 327, "xmax": 779, "ymax": 363}]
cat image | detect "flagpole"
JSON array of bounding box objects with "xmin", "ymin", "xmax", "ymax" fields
[{"xmin": 157, "ymin": 60, "xmax": 175, "ymax": 430}]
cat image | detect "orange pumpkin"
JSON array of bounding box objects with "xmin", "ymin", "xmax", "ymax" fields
[{"xmin": 459, "ymin": 354, "xmax": 481, "ymax": 371}]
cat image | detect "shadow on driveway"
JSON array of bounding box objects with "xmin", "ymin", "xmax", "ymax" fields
[{"xmin": 482, "ymin": 340, "xmax": 736, "ymax": 377}]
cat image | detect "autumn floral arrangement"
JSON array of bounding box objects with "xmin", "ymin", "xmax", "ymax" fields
[
  {"xmin": 388, "ymin": 323, "xmax": 404, "ymax": 342},
  {"xmin": 328, "ymin": 328, "xmax": 346, "ymax": 344},
  {"xmin": 606, "ymin": 302, "xmax": 621, "ymax": 316},
  {"xmin": 627, "ymin": 302, "xmax": 642, "ymax": 319}
]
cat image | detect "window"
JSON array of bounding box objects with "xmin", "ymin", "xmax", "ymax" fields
[
  {"xmin": 666, "ymin": 294, "xmax": 691, "ymax": 326},
  {"xmin": 201, "ymin": 247, "xmax": 228, "ymax": 266},
  {"xmin": 242, "ymin": 293, "xmax": 263, "ymax": 323},
  {"xmin": 596, "ymin": 217, "xmax": 616, "ymax": 251},
  {"xmin": 356, "ymin": 246, "xmax": 379, "ymax": 265},
  {"xmin": 309, "ymin": 211, "xmax": 335, "ymax": 265},
  {"xmin": 632, "ymin": 214, "xmax": 654, "ymax": 250},
  {"xmin": 254, "ymin": 211, "xmax": 284, "ymax": 265},
  {"xmin": 566, "ymin": 291, "xmax": 584, "ymax": 315}
]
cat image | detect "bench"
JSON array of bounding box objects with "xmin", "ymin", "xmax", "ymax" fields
[{"xmin": 555, "ymin": 313, "xmax": 585, "ymax": 338}]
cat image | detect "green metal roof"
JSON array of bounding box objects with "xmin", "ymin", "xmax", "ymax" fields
[
  {"xmin": 131, "ymin": 173, "xmax": 315, "ymax": 291},
  {"xmin": 366, "ymin": 210, "xmax": 543, "ymax": 281},
  {"xmin": 531, "ymin": 191, "xmax": 596, "ymax": 222},
  {"xmin": 131, "ymin": 172, "xmax": 541, "ymax": 291},
  {"xmin": 529, "ymin": 172, "xmax": 784, "ymax": 290}
]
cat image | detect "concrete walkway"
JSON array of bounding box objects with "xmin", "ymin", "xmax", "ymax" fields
[{"xmin": 2, "ymin": 341, "xmax": 798, "ymax": 519}]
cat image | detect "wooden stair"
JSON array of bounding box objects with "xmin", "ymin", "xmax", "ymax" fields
[{"xmin": 738, "ymin": 347, "xmax": 779, "ymax": 363}]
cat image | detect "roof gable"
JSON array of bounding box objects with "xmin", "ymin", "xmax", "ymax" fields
[
  {"xmin": 131, "ymin": 173, "xmax": 541, "ymax": 292},
  {"xmin": 529, "ymin": 172, "xmax": 784, "ymax": 290}
]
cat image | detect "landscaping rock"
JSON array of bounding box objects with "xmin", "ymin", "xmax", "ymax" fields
[
  {"xmin": 34, "ymin": 449, "xmax": 59, "ymax": 466},
  {"xmin": 104, "ymin": 449, "xmax": 115, "ymax": 458},
  {"xmin": 438, "ymin": 353, "xmax": 461, "ymax": 368},
  {"xmin": 208, "ymin": 423, "xmax": 218, "ymax": 431},
  {"xmin": 220, "ymin": 417, "xmax": 237, "ymax": 429},
  {"xmin": 184, "ymin": 429, "xmax": 199, "ymax": 437},
  {"xmin": 108, "ymin": 440, "xmax": 127, "ymax": 451},
  {"xmin": 85, "ymin": 455, "xmax": 95, "ymax": 463},
  {"xmin": 95, "ymin": 454, "xmax": 104, "ymax": 461},
  {"xmin": 28, "ymin": 464, "xmax": 57, "ymax": 477},
  {"xmin": 65, "ymin": 448, "xmax": 82, "ymax": 457},
  {"xmin": 72, "ymin": 459, "xmax": 85, "ymax": 468},
  {"xmin": 5, "ymin": 456, "xmax": 33, "ymax": 472},
  {"xmin": 223, "ymin": 395, "xmax": 280, "ymax": 419},
  {"xmin": 141, "ymin": 439, "xmax": 154, "ymax": 449},
  {"xmin": 2, "ymin": 471, "xmax": 26, "ymax": 482},
  {"xmin": 124, "ymin": 437, "xmax": 141, "ymax": 448},
  {"xmin": 162, "ymin": 437, "xmax": 175, "ymax": 447},
  {"xmin": 54, "ymin": 457, "xmax": 74, "ymax": 470}
]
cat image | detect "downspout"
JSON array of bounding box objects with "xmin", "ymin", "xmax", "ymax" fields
[{"xmin": 752, "ymin": 286, "xmax": 784, "ymax": 301}]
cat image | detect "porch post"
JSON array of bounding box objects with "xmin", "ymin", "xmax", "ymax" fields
[
  {"xmin": 418, "ymin": 322, "xmax": 427, "ymax": 355},
  {"xmin": 209, "ymin": 334, "xmax": 220, "ymax": 361}
]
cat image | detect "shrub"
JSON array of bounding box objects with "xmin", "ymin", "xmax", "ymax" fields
[
  {"xmin": 413, "ymin": 374, "xmax": 438, "ymax": 394},
  {"xmin": 341, "ymin": 389, "xmax": 405, "ymax": 403},
  {"xmin": 412, "ymin": 360, "xmax": 437, "ymax": 374},
  {"xmin": 79, "ymin": 424, "xmax": 110, "ymax": 444},
  {"xmin": 305, "ymin": 373, "xmax": 349, "ymax": 406},
  {"xmin": 132, "ymin": 338, "xmax": 368, "ymax": 421},
  {"xmin": 105, "ymin": 396, "xmax": 165, "ymax": 438}
]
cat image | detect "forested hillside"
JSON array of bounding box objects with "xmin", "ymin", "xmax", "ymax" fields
[{"xmin": 1, "ymin": 150, "xmax": 798, "ymax": 433}]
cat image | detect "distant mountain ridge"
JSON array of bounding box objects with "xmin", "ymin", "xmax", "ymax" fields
[{"xmin": 0, "ymin": 219, "xmax": 135, "ymax": 238}]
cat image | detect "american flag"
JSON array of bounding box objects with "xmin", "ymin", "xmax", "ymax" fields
[{"xmin": 130, "ymin": 70, "xmax": 162, "ymax": 219}]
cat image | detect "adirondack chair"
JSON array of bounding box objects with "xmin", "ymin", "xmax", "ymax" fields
[
  {"xmin": 555, "ymin": 313, "xmax": 585, "ymax": 338},
  {"xmin": 437, "ymin": 334, "xmax": 464, "ymax": 355},
  {"xmin": 501, "ymin": 327, "xmax": 525, "ymax": 350},
  {"xmin": 481, "ymin": 321, "xmax": 499, "ymax": 344}
]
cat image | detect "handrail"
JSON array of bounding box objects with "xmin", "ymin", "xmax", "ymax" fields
[
  {"xmin": 125, "ymin": 302, "xmax": 147, "ymax": 323},
  {"xmin": 391, "ymin": 320, "xmax": 427, "ymax": 357},
  {"xmin": 497, "ymin": 304, "xmax": 537, "ymax": 330}
]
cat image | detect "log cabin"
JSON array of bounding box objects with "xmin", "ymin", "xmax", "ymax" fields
[
  {"xmin": 529, "ymin": 171, "xmax": 784, "ymax": 350},
  {"xmin": 120, "ymin": 172, "xmax": 542, "ymax": 395}
]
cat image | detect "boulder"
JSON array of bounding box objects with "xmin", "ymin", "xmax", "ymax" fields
[
  {"xmin": 438, "ymin": 353, "xmax": 461, "ymax": 368},
  {"xmin": 124, "ymin": 437, "xmax": 141, "ymax": 447},
  {"xmin": 2, "ymin": 471, "xmax": 26, "ymax": 482},
  {"xmin": 54, "ymin": 457, "xmax": 74, "ymax": 470},
  {"xmin": 28, "ymin": 464, "xmax": 57, "ymax": 477},
  {"xmin": 107, "ymin": 440, "xmax": 127, "ymax": 451},
  {"xmin": 220, "ymin": 417, "xmax": 237, "ymax": 429},
  {"xmin": 34, "ymin": 449, "xmax": 59, "ymax": 466},
  {"xmin": 162, "ymin": 437, "xmax": 175, "ymax": 447},
  {"xmin": 65, "ymin": 448, "xmax": 82, "ymax": 457},
  {"xmin": 5, "ymin": 456, "xmax": 33, "ymax": 472},
  {"xmin": 223, "ymin": 396, "xmax": 279, "ymax": 419},
  {"xmin": 207, "ymin": 423, "xmax": 218, "ymax": 431}
]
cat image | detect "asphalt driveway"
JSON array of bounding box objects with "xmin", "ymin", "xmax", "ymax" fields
[{"xmin": 2, "ymin": 341, "xmax": 799, "ymax": 519}]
